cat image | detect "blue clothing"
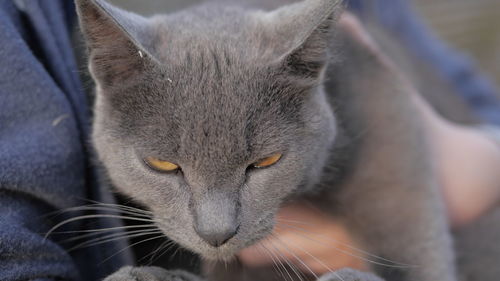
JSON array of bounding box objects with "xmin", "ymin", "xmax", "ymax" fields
[
  {"xmin": 348, "ymin": 0, "xmax": 500, "ymax": 125},
  {"xmin": 0, "ymin": 0, "xmax": 130, "ymax": 280},
  {"xmin": 0, "ymin": 0, "xmax": 499, "ymax": 281}
]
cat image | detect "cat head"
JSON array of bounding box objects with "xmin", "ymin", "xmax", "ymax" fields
[{"xmin": 76, "ymin": 0, "xmax": 341, "ymax": 260}]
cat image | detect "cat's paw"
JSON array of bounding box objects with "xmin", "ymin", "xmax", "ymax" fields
[
  {"xmin": 104, "ymin": 266, "xmax": 203, "ymax": 281},
  {"xmin": 318, "ymin": 268, "xmax": 384, "ymax": 281}
]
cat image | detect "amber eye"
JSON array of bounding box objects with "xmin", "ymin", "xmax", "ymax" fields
[
  {"xmin": 252, "ymin": 153, "xmax": 282, "ymax": 169},
  {"xmin": 145, "ymin": 157, "xmax": 179, "ymax": 172}
]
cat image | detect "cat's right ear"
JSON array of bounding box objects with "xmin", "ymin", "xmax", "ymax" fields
[
  {"xmin": 262, "ymin": 0, "xmax": 343, "ymax": 85},
  {"xmin": 75, "ymin": 0, "xmax": 154, "ymax": 88}
]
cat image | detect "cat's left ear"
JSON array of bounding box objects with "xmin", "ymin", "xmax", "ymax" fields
[
  {"xmin": 75, "ymin": 0, "xmax": 156, "ymax": 88},
  {"xmin": 263, "ymin": 0, "xmax": 342, "ymax": 82}
]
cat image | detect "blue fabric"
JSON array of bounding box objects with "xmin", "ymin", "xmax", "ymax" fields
[
  {"xmin": 347, "ymin": 0, "xmax": 500, "ymax": 125},
  {"xmin": 0, "ymin": 0, "xmax": 130, "ymax": 280}
]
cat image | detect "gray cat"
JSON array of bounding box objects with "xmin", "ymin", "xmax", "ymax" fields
[{"xmin": 75, "ymin": 0, "xmax": 500, "ymax": 280}]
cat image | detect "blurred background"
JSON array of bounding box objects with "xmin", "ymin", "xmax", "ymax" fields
[
  {"xmin": 417, "ymin": 0, "xmax": 500, "ymax": 88},
  {"xmin": 109, "ymin": 0, "xmax": 500, "ymax": 88}
]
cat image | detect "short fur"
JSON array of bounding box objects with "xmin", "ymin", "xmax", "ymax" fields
[{"xmin": 75, "ymin": 0, "xmax": 500, "ymax": 280}]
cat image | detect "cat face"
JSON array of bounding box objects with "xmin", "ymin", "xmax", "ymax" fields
[{"xmin": 77, "ymin": 0, "xmax": 340, "ymax": 260}]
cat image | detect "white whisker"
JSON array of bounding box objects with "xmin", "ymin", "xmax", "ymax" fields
[
  {"xmin": 282, "ymin": 237, "xmax": 345, "ymax": 281},
  {"xmin": 69, "ymin": 229, "xmax": 162, "ymax": 251},
  {"xmin": 64, "ymin": 228, "xmax": 156, "ymax": 245},
  {"xmin": 276, "ymin": 223, "xmax": 416, "ymax": 268},
  {"xmin": 267, "ymin": 238, "xmax": 306, "ymax": 281},
  {"xmin": 53, "ymin": 205, "xmax": 153, "ymax": 219},
  {"xmin": 263, "ymin": 238, "xmax": 294, "ymax": 281},
  {"xmin": 100, "ymin": 234, "xmax": 166, "ymax": 265},
  {"xmin": 259, "ymin": 243, "xmax": 290, "ymax": 281},
  {"xmin": 44, "ymin": 214, "xmax": 156, "ymax": 239},
  {"xmin": 158, "ymin": 241, "xmax": 178, "ymax": 262},
  {"xmin": 270, "ymin": 233, "xmax": 319, "ymax": 280},
  {"xmin": 142, "ymin": 239, "xmax": 165, "ymax": 264},
  {"xmin": 58, "ymin": 225, "xmax": 157, "ymax": 242},
  {"xmin": 255, "ymin": 245, "xmax": 283, "ymax": 280}
]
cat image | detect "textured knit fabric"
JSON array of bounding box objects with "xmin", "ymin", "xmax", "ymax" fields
[{"xmin": 0, "ymin": 0, "xmax": 131, "ymax": 280}]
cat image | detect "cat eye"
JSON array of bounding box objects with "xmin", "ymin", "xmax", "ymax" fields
[
  {"xmin": 144, "ymin": 157, "xmax": 180, "ymax": 172},
  {"xmin": 252, "ymin": 153, "xmax": 282, "ymax": 169}
]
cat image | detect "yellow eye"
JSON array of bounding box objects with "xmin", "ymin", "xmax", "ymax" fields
[
  {"xmin": 145, "ymin": 157, "xmax": 179, "ymax": 172},
  {"xmin": 253, "ymin": 153, "xmax": 282, "ymax": 168}
]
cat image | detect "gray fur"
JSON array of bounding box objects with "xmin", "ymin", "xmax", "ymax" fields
[
  {"xmin": 78, "ymin": 0, "xmax": 338, "ymax": 262},
  {"xmin": 318, "ymin": 269, "xmax": 384, "ymax": 281},
  {"xmin": 75, "ymin": 0, "xmax": 499, "ymax": 281}
]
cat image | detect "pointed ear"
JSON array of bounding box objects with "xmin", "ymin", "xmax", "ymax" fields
[
  {"xmin": 264, "ymin": 0, "xmax": 342, "ymax": 82},
  {"xmin": 75, "ymin": 0, "xmax": 154, "ymax": 88}
]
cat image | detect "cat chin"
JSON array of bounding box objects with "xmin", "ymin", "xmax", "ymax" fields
[
  {"xmin": 178, "ymin": 239, "xmax": 260, "ymax": 262},
  {"xmin": 199, "ymin": 249, "xmax": 238, "ymax": 262},
  {"xmin": 169, "ymin": 240, "xmax": 240, "ymax": 262}
]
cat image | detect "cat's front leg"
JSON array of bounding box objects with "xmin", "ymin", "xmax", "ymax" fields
[
  {"xmin": 104, "ymin": 266, "xmax": 204, "ymax": 281},
  {"xmin": 318, "ymin": 269, "xmax": 385, "ymax": 281}
]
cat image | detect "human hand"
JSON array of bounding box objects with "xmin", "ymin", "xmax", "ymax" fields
[{"xmin": 238, "ymin": 203, "xmax": 370, "ymax": 276}]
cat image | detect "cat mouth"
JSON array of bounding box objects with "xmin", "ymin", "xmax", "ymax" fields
[
  {"xmin": 155, "ymin": 216, "xmax": 274, "ymax": 261},
  {"xmin": 206, "ymin": 225, "xmax": 274, "ymax": 261},
  {"xmin": 178, "ymin": 228, "xmax": 273, "ymax": 262}
]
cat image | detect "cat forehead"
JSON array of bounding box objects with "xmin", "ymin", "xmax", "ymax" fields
[
  {"xmin": 147, "ymin": 6, "xmax": 281, "ymax": 65},
  {"xmin": 114, "ymin": 16, "xmax": 306, "ymax": 142},
  {"xmin": 108, "ymin": 65, "xmax": 303, "ymax": 160},
  {"xmin": 115, "ymin": 66, "xmax": 301, "ymax": 134},
  {"xmin": 86, "ymin": 0, "xmax": 336, "ymax": 144}
]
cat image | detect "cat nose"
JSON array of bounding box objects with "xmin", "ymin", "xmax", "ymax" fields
[
  {"xmin": 195, "ymin": 224, "xmax": 238, "ymax": 247},
  {"xmin": 191, "ymin": 189, "xmax": 240, "ymax": 247}
]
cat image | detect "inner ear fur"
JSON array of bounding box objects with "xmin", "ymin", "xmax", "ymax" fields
[{"xmin": 75, "ymin": 0, "xmax": 153, "ymax": 88}]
